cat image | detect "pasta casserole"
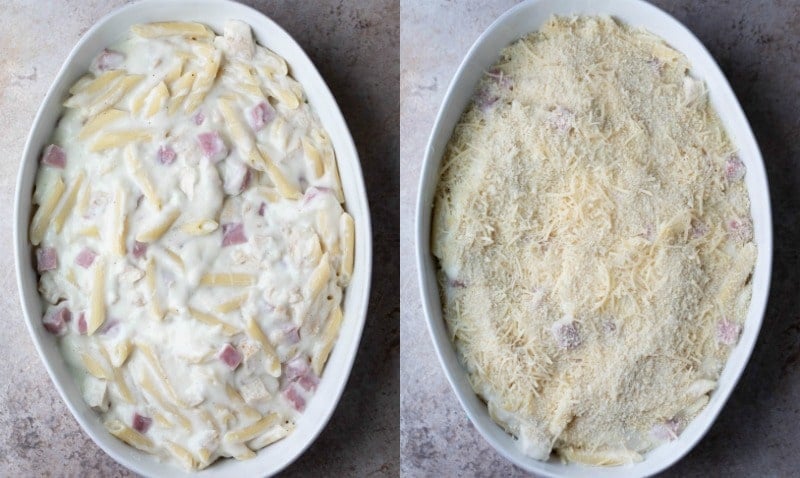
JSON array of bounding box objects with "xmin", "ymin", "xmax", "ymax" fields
[
  {"xmin": 432, "ymin": 16, "xmax": 755, "ymax": 465},
  {"xmin": 30, "ymin": 20, "xmax": 354, "ymax": 470}
]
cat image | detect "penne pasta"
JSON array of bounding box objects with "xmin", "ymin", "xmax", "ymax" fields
[
  {"xmin": 223, "ymin": 413, "xmax": 279, "ymax": 444},
  {"xmin": 87, "ymin": 259, "xmax": 106, "ymax": 335},
  {"xmin": 79, "ymin": 109, "xmax": 127, "ymax": 140},
  {"xmin": 312, "ymin": 306, "xmax": 343, "ymax": 375},
  {"xmin": 91, "ymin": 129, "xmax": 152, "ymax": 152},
  {"xmin": 248, "ymin": 422, "xmax": 294, "ymax": 450},
  {"xmin": 53, "ymin": 170, "xmax": 85, "ymax": 234},
  {"xmin": 339, "ymin": 213, "xmax": 355, "ymax": 285},
  {"xmin": 244, "ymin": 316, "xmax": 281, "ymax": 377},
  {"xmin": 255, "ymin": 146, "xmax": 301, "ymax": 199},
  {"xmin": 180, "ymin": 219, "xmax": 218, "ymax": 235},
  {"xmin": 106, "ymin": 419, "xmax": 154, "ymax": 451},
  {"xmin": 188, "ymin": 307, "xmax": 238, "ymax": 336},
  {"xmin": 110, "ymin": 187, "xmax": 127, "ymax": 255},
  {"xmin": 81, "ymin": 351, "xmax": 112, "ymax": 380},
  {"xmin": 131, "ymin": 22, "xmax": 215, "ymax": 39},
  {"xmin": 305, "ymin": 252, "xmax": 331, "ymax": 300},
  {"xmin": 166, "ymin": 441, "xmax": 196, "ymax": 470},
  {"xmin": 199, "ymin": 273, "xmax": 256, "ymax": 287},
  {"xmin": 30, "ymin": 176, "xmax": 65, "ymax": 246},
  {"xmin": 136, "ymin": 208, "xmax": 180, "ymax": 243},
  {"xmin": 215, "ymin": 293, "xmax": 248, "ymax": 314},
  {"xmin": 137, "ymin": 342, "xmax": 185, "ymax": 408},
  {"xmin": 144, "ymin": 257, "xmax": 164, "ymax": 320},
  {"xmin": 301, "ymin": 138, "xmax": 324, "ymax": 178}
]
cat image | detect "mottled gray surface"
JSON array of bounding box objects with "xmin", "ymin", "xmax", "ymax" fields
[
  {"xmin": 400, "ymin": 0, "xmax": 800, "ymax": 476},
  {"xmin": 0, "ymin": 1, "xmax": 398, "ymax": 476}
]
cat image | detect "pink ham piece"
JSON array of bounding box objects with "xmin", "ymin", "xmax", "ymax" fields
[
  {"xmin": 284, "ymin": 357, "xmax": 310, "ymax": 382},
  {"xmin": 249, "ymin": 101, "xmax": 276, "ymax": 131},
  {"xmin": 193, "ymin": 111, "xmax": 205, "ymax": 125},
  {"xmin": 727, "ymin": 218, "xmax": 754, "ymax": 243},
  {"xmin": 283, "ymin": 384, "xmax": 306, "ymax": 412},
  {"xmin": 78, "ymin": 312, "xmax": 87, "ymax": 335},
  {"xmin": 132, "ymin": 241, "xmax": 148, "ymax": 259},
  {"xmin": 297, "ymin": 373, "xmax": 319, "ymax": 392},
  {"xmin": 284, "ymin": 356, "xmax": 319, "ymax": 391},
  {"xmin": 157, "ymin": 145, "xmax": 177, "ymax": 165},
  {"xmin": 551, "ymin": 320, "xmax": 581, "ymax": 350},
  {"xmin": 75, "ymin": 248, "xmax": 97, "ymax": 269},
  {"xmin": 222, "ymin": 223, "xmax": 247, "ymax": 247},
  {"xmin": 41, "ymin": 144, "xmax": 66, "ymax": 169},
  {"xmin": 258, "ymin": 202, "xmax": 266, "ymax": 216},
  {"xmin": 282, "ymin": 326, "xmax": 300, "ymax": 344},
  {"xmin": 218, "ymin": 343, "xmax": 242, "ymax": 370},
  {"xmin": 197, "ymin": 131, "xmax": 228, "ymax": 162},
  {"xmin": 95, "ymin": 49, "xmax": 125, "ymax": 71},
  {"xmin": 717, "ymin": 319, "xmax": 742, "ymax": 346},
  {"xmin": 725, "ymin": 154, "xmax": 746, "ymax": 182},
  {"xmin": 43, "ymin": 307, "xmax": 71, "ymax": 335},
  {"xmin": 36, "ymin": 247, "xmax": 58, "ymax": 272},
  {"xmin": 132, "ymin": 413, "xmax": 152, "ymax": 433}
]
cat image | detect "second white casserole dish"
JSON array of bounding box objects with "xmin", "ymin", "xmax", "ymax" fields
[
  {"xmin": 415, "ymin": 0, "xmax": 772, "ymax": 476},
  {"xmin": 14, "ymin": 0, "xmax": 372, "ymax": 476}
]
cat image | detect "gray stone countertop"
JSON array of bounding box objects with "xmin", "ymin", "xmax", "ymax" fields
[
  {"xmin": 0, "ymin": 0, "xmax": 398, "ymax": 476},
  {"xmin": 401, "ymin": 0, "xmax": 800, "ymax": 476}
]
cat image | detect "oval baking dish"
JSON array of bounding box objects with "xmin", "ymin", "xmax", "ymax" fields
[
  {"xmin": 415, "ymin": 0, "xmax": 772, "ymax": 476},
  {"xmin": 13, "ymin": 1, "xmax": 372, "ymax": 476}
]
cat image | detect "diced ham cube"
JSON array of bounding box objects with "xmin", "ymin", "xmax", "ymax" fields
[
  {"xmin": 282, "ymin": 326, "xmax": 300, "ymax": 344},
  {"xmin": 218, "ymin": 343, "xmax": 242, "ymax": 370},
  {"xmin": 36, "ymin": 247, "xmax": 58, "ymax": 272},
  {"xmin": 43, "ymin": 307, "xmax": 71, "ymax": 335},
  {"xmin": 284, "ymin": 356, "xmax": 310, "ymax": 382},
  {"xmin": 197, "ymin": 131, "xmax": 228, "ymax": 162},
  {"xmin": 75, "ymin": 248, "xmax": 97, "ymax": 269},
  {"xmin": 727, "ymin": 218, "xmax": 753, "ymax": 243},
  {"xmin": 717, "ymin": 319, "xmax": 742, "ymax": 346},
  {"xmin": 249, "ymin": 101, "xmax": 276, "ymax": 131},
  {"xmin": 132, "ymin": 241, "xmax": 148, "ymax": 259},
  {"xmin": 94, "ymin": 49, "xmax": 125, "ymax": 71},
  {"xmin": 725, "ymin": 154, "xmax": 745, "ymax": 182},
  {"xmin": 41, "ymin": 144, "xmax": 66, "ymax": 168},
  {"xmin": 222, "ymin": 223, "xmax": 248, "ymax": 247},
  {"xmin": 193, "ymin": 111, "xmax": 205, "ymax": 125},
  {"xmin": 297, "ymin": 373, "xmax": 319, "ymax": 392},
  {"xmin": 283, "ymin": 384, "xmax": 306, "ymax": 412},
  {"xmin": 651, "ymin": 418, "xmax": 681, "ymax": 441},
  {"xmin": 157, "ymin": 145, "xmax": 177, "ymax": 165},
  {"xmin": 690, "ymin": 219, "xmax": 708, "ymax": 239},
  {"xmin": 78, "ymin": 312, "xmax": 87, "ymax": 335},
  {"xmin": 258, "ymin": 202, "xmax": 266, "ymax": 216},
  {"xmin": 132, "ymin": 413, "xmax": 152, "ymax": 433},
  {"xmin": 551, "ymin": 319, "xmax": 581, "ymax": 350}
]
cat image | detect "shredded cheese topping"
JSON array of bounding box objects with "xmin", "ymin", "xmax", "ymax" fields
[{"xmin": 432, "ymin": 16, "xmax": 756, "ymax": 465}]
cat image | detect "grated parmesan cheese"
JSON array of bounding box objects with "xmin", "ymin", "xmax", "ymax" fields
[{"xmin": 432, "ymin": 16, "xmax": 756, "ymax": 465}]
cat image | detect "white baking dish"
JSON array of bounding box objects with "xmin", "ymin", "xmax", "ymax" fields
[
  {"xmin": 13, "ymin": 1, "xmax": 372, "ymax": 476},
  {"xmin": 415, "ymin": 0, "xmax": 772, "ymax": 476}
]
